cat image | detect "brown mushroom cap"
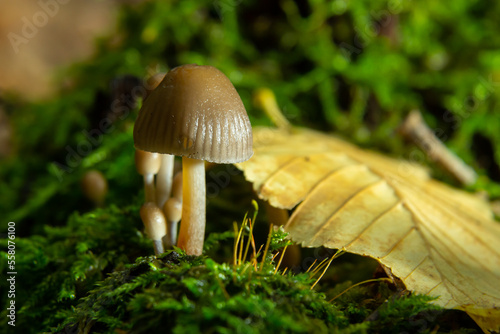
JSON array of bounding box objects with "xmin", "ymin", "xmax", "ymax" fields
[
  {"xmin": 81, "ymin": 170, "xmax": 108, "ymax": 205},
  {"xmin": 133, "ymin": 64, "xmax": 253, "ymax": 163}
]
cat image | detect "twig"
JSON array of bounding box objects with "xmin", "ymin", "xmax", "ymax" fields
[
  {"xmin": 254, "ymin": 88, "xmax": 292, "ymax": 131},
  {"xmin": 399, "ymin": 110, "xmax": 477, "ymax": 185}
]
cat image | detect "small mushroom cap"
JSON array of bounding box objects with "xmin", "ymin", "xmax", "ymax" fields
[
  {"xmin": 171, "ymin": 171, "xmax": 183, "ymax": 201},
  {"xmin": 134, "ymin": 64, "xmax": 253, "ymax": 163},
  {"xmin": 140, "ymin": 202, "xmax": 167, "ymax": 241},
  {"xmin": 144, "ymin": 72, "xmax": 166, "ymax": 100},
  {"xmin": 135, "ymin": 149, "xmax": 161, "ymax": 175},
  {"xmin": 81, "ymin": 170, "xmax": 108, "ymax": 205},
  {"xmin": 164, "ymin": 197, "xmax": 182, "ymax": 223}
]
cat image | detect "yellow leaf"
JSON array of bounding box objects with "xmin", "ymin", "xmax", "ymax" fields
[
  {"xmin": 460, "ymin": 306, "xmax": 500, "ymax": 333},
  {"xmin": 236, "ymin": 126, "xmax": 500, "ymax": 332}
]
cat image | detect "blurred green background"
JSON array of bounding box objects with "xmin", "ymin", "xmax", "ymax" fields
[
  {"xmin": 1, "ymin": 0, "xmax": 499, "ymax": 332},
  {"xmin": 3, "ymin": 1, "xmax": 500, "ymax": 221}
]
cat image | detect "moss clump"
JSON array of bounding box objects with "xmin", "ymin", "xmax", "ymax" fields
[
  {"xmin": 0, "ymin": 204, "xmax": 150, "ymax": 333},
  {"xmin": 54, "ymin": 251, "xmax": 351, "ymax": 333}
]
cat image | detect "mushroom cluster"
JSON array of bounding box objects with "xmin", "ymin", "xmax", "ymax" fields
[{"xmin": 134, "ymin": 64, "xmax": 253, "ymax": 255}]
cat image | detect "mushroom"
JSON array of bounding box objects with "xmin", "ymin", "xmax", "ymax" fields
[
  {"xmin": 139, "ymin": 202, "xmax": 167, "ymax": 255},
  {"xmin": 134, "ymin": 64, "xmax": 253, "ymax": 255},
  {"xmin": 134, "ymin": 149, "xmax": 161, "ymax": 203},
  {"xmin": 81, "ymin": 169, "xmax": 108, "ymax": 207},
  {"xmin": 162, "ymin": 171, "xmax": 183, "ymax": 248},
  {"xmin": 171, "ymin": 170, "xmax": 183, "ymax": 201},
  {"xmin": 163, "ymin": 197, "xmax": 182, "ymax": 248}
]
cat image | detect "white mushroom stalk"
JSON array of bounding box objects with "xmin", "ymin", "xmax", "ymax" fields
[{"xmin": 156, "ymin": 154, "xmax": 174, "ymax": 208}]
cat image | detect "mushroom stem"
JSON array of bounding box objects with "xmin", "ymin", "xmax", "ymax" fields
[
  {"xmin": 177, "ymin": 157, "xmax": 205, "ymax": 255},
  {"xmin": 164, "ymin": 221, "xmax": 178, "ymax": 249},
  {"xmin": 153, "ymin": 240, "xmax": 164, "ymax": 255},
  {"xmin": 156, "ymin": 154, "xmax": 175, "ymax": 208},
  {"xmin": 143, "ymin": 174, "xmax": 155, "ymax": 203}
]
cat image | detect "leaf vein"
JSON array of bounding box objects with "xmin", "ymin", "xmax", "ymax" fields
[
  {"xmin": 342, "ymin": 199, "xmax": 403, "ymax": 249},
  {"xmin": 309, "ymin": 178, "xmax": 385, "ymax": 244}
]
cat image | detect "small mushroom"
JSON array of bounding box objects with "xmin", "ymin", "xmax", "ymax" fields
[
  {"xmin": 81, "ymin": 170, "xmax": 108, "ymax": 207},
  {"xmin": 135, "ymin": 149, "xmax": 161, "ymax": 203},
  {"xmin": 140, "ymin": 202, "xmax": 167, "ymax": 255},
  {"xmin": 134, "ymin": 64, "xmax": 253, "ymax": 255},
  {"xmin": 162, "ymin": 171, "xmax": 184, "ymax": 248},
  {"xmin": 171, "ymin": 170, "xmax": 183, "ymax": 201},
  {"xmin": 163, "ymin": 197, "xmax": 182, "ymax": 248}
]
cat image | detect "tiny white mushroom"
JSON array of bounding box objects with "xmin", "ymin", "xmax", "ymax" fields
[
  {"xmin": 162, "ymin": 171, "xmax": 183, "ymax": 248},
  {"xmin": 140, "ymin": 202, "xmax": 167, "ymax": 255},
  {"xmin": 163, "ymin": 197, "xmax": 183, "ymax": 249},
  {"xmin": 156, "ymin": 154, "xmax": 175, "ymax": 208},
  {"xmin": 171, "ymin": 170, "xmax": 183, "ymax": 201},
  {"xmin": 135, "ymin": 149, "xmax": 161, "ymax": 203}
]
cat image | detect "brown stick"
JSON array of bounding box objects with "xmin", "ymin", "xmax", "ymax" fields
[{"xmin": 399, "ymin": 110, "xmax": 477, "ymax": 186}]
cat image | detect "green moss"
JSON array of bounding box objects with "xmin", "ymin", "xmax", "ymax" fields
[
  {"xmin": 0, "ymin": 205, "xmax": 151, "ymax": 333},
  {"xmin": 52, "ymin": 251, "xmax": 348, "ymax": 333},
  {"xmin": 0, "ymin": 208, "xmax": 479, "ymax": 333}
]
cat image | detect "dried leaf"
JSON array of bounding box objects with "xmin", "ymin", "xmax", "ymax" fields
[{"xmin": 236, "ymin": 127, "xmax": 500, "ymax": 332}]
